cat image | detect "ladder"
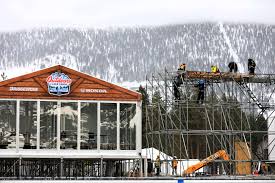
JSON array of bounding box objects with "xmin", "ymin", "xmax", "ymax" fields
[
  {"xmin": 237, "ymin": 79, "xmax": 270, "ymax": 121},
  {"xmin": 238, "ymin": 81, "xmax": 264, "ymax": 109}
]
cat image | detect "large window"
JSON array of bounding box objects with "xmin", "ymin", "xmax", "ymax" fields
[
  {"xmin": 40, "ymin": 101, "xmax": 57, "ymax": 149},
  {"xmin": 0, "ymin": 101, "xmax": 16, "ymax": 149},
  {"xmin": 100, "ymin": 103, "xmax": 117, "ymax": 150},
  {"xmin": 80, "ymin": 102, "xmax": 97, "ymax": 149},
  {"xmin": 19, "ymin": 101, "xmax": 37, "ymax": 149},
  {"xmin": 0, "ymin": 100, "xmax": 139, "ymax": 151},
  {"xmin": 60, "ymin": 102, "xmax": 78, "ymax": 149},
  {"xmin": 120, "ymin": 104, "xmax": 137, "ymax": 150}
]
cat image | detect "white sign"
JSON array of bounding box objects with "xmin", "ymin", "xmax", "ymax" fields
[
  {"xmin": 9, "ymin": 87, "xmax": 39, "ymax": 92},
  {"xmin": 80, "ymin": 89, "xmax": 107, "ymax": 93},
  {"xmin": 46, "ymin": 72, "xmax": 72, "ymax": 96}
]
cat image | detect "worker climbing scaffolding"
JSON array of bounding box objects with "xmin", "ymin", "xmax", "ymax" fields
[
  {"xmin": 173, "ymin": 63, "xmax": 186, "ymax": 100},
  {"xmin": 195, "ymin": 79, "xmax": 205, "ymax": 104}
]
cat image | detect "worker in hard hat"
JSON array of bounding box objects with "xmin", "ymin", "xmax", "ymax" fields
[
  {"xmin": 178, "ymin": 63, "xmax": 186, "ymax": 71},
  {"xmin": 211, "ymin": 65, "xmax": 220, "ymax": 73},
  {"xmin": 155, "ymin": 155, "xmax": 161, "ymax": 176}
]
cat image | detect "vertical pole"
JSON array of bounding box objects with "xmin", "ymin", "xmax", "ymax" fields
[
  {"xmin": 212, "ymin": 80, "xmax": 214, "ymax": 157},
  {"xmin": 97, "ymin": 102, "xmax": 101, "ymax": 151},
  {"xmin": 37, "ymin": 100, "xmax": 40, "ymax": 150},
  {"xmin": 164, "ymin": 68, "xmax": 168, "ymax": 175},
  {"xmin": 19, "ymin": 156, "xmax": 22, "ymax": 179},
  {"xmin": 144, "ymin": 157, "xmax": 148, "ymax": 177},
  {"xmin": 152, "ymin": 74, "xmax": 155, "ymax": 156},
  {"xmin": 117, "ymin": 102, "xmax": 120, "ymax": 150},
  {"xmin": 186, "ymin": 70, "xmax": 189, "ymax": 163},
  {"xmin": 16, "ymin": 100, "xmax": 20, "ymax": 152},
  {"xmin": 145, "ymin": 74, "xmax": 148, "ymax": 149},
  {"xmin": 57, "ymin": 101, "xmax": 61, "ymax": 150},
  {"xmin": 100, "ymin": 156, "xmax": 103, "ymax": 177},
  {"xmin": 136, "ymin": 102, "xmax": 142, "ymax": 151},
  {"xmin": 60, "ymin": 157, "xmax": 63, "ymax": 178},
  {"xmin": 77, "ymin": 101, "xmax": 81, "ymax": 150},
  {"xmin": 140, "ymin": 154, "xmax": 143, "ymax": 177}
]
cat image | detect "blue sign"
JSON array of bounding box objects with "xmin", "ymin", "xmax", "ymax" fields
[{"xmin": 46, "ymin": 72, "xmax": 72, "ymax": 96}]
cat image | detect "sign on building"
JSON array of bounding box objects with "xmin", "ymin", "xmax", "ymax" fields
[{"xmin": 46, "ymin": 72, "xmax": 72, "ymax": 96}]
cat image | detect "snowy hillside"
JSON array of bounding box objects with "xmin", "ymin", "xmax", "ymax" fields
[
  {"xmin": 0, "ymin": 23, "xmax": 274, "ymax": 84},
  {"xmin": 0, "ymin": 53, "xmax": 78, "ymax": 79}
]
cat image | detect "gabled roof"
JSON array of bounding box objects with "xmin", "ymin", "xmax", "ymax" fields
[{"xmin": 0, "ymin": 65, "xmax": 141, "ymax": 101}]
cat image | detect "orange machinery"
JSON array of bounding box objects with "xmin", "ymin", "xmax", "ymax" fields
[{"xmin": 183, "ymin": 150, "xmax": 230, "ymax": 175}]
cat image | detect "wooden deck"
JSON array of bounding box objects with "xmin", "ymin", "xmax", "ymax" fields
[{"xmin": 177, "ymin": 71, "xmax": 275, "ymax": 83}]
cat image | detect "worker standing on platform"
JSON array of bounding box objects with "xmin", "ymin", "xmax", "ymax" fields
[
  {"xmin": 178, "ymin": 63, "xmax": 186, "ymax": 71},
  {"xmin": 195, "ymin": 79, "xmax": 205, "ymax": 104},
  {"xmin": 248, "ymin": 58, "xmax": 256, "ymax": 74},
  {"xmin": 228, "ymin": 62, "xmax": 238, "ymax": 73},
  {"xmin": 211, "ymin": 65, "xmax": 220, "ymax": 73},
  {"xmin": 155, "ymin": 155, "xmax": 161, "ymax": 176},
  {"xmin": 172, "ymin": 156, "xmax": 178, "ymax": 176}
]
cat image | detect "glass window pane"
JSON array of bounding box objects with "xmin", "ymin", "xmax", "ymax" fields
[
  {"xmin": 60, "ymin": 102, "xmax": 78, "ymax": 149},
  {"xmin": 100, "ymin": 103, "xmax": 117, "ymax": 150},
  {"xmin": 0, "ymin": 101, "xmax": 16, "ymax": 149},
  {"xmin": 19, "ymin": 101, "xmax": 37, "ymax": 149},
  {"xmin": 40, "ymin": 101, "xmax": 57, "ymax": 149},
  {"xmin": 120, "ymin": 104, "xmax": 137, "ymax": 150},
  {"xmin": 80, "ymin": 102, "xmax": 97, "ymax": 150}
]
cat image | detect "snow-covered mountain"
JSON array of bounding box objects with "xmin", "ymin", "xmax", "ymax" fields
[{"xmin": 0, "ymin": 23, "xmax": 274, "ymax": 84}]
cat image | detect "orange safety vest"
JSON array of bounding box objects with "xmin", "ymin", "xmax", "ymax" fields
[{"xmin": 172, "ymin": 159, "xmax": 178, "ymax": 168}]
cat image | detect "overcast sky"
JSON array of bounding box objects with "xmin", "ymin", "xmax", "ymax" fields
[{"xmin": 0, "ymin": 0, "xmax": 275, "ymax": 32}]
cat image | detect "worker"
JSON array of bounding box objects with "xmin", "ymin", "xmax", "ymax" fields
[
  {"xmin": 195, "ymin": 79, "xmax": 205, "ymax": 104},
  {"xmin": 211, "ymin": 65, "xmax": 220, "ymax": 73},
  {"xmin": 228, "ymin": 62, "xmax": 238, "ymax": 73},
  {"xmin": 173, "ymin": 82, "xmax": 180, "ymax": 100},
  {"xmin": 173, "ymin": 74, "xmax": 182, "ymax": 100},
  {"xmin": 173, "ymin": 64, "xmax": 186, "ymax": 100},
  {"xmin": 248, "ymin": 58, "xmax": 256, "ymax": 74},
  {"xmin": 178, "ymin": 63, "xmax": 186, "ymax": 71},
  {"xmin": 172, "ymin": 156, "xmax": 178, "ymax": 176},
  {"xmin": 155, "ymin": 155, "xmax": 161, "ymax": 176}
]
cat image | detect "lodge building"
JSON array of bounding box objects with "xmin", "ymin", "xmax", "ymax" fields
[{"xmin": 0, "ymin": 65, "xmax": 142, "ymax": 178}]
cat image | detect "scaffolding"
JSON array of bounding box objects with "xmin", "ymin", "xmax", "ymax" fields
[{"xmin": 144, "ymin": 70, "xmax": 275, "ymax": 176}]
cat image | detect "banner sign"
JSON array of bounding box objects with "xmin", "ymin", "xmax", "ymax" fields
[
  {"xmin": 80, "ymin": 88, "xmax": 107, "ymax": 93},
  {"xmin": 46, "ymin": 72, "xmax": 72, "ymax": 96},
  {"xmin": 10, "ymin": 87, "xmax": 38, "ymax": 92}
]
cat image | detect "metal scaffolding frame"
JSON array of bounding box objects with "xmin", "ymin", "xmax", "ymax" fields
[{"xmin": 144, "ymin": 70, "xmax": 275, "ymax": 175}]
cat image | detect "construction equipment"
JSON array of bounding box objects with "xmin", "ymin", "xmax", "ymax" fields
[{"xmin": 183, "ymin": 150, "xmax": 230, "ymax": 175}]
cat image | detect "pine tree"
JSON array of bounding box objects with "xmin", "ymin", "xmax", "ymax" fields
[{"xmin": 1, "ymin": 72, "xmax": 7, "ymax": 81}]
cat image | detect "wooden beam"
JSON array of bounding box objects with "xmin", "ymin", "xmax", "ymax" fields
[
  {"xmin": 33, "ymin": 77, "xmax": 48, "ymax": 92},
  {"xmin": 70, "ymin": 78, "xmax": 84, "ymax": 93}
]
